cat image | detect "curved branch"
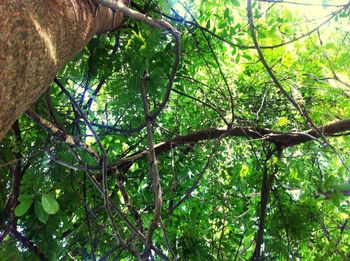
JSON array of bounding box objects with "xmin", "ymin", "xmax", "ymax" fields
[{"xmin": 114, "ymin": 119, "xmax": 350, "ymax": 170}]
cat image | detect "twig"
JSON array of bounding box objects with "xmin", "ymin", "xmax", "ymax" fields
[
  {"xmin": 11, "ymin": 230, "xmax": 48, "ymax": 261},
  {"xmin": 54, "ymin": 78, "xmax": 119, "ymax": 256},
  {"xmin": 140, "ymin": 71, "xmax": 163, "ymax": 259},
  {"xmin": 93, "ymin": 0, "xmax": 181, "ymax": 133},
  {"xmin": 160, "ymin": 218, "xmax": 176, "ymax": 260},
  {"xmin": 182, "ymin": 5, "xmax": 235, "ymax": 124},
  {"xmin": 172, "ymin": 88, "xmax": 227, "ymax": 123},
  {"xmin": 142, "ymin": 2, "xmax": 340, "ymax": 50},
  {"xmin": 256, "ymin": 0, "xmax": 346, "ymax": 7},
  {"xmin": 26, "ymin": 110, "xmax": 100, "ymax": 159},
  {"xmin": 248, "ymin": 0, "xmax": 321, "ymax": 132},
  {"xmin": 66, "ymin": 146, "xmax": 169, "ymax": 260},
  {"xmin": 247, "ymin": 0, "xmax": 350, "ymax": 170},
  {"xmin": 161, "ymin": 128, "xmax": 232, "ymax": 219}
]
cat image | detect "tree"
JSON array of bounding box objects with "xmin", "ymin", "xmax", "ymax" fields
[{"xmin": 1, "ymin": 0, "xmax": 350, "ymax": 260}]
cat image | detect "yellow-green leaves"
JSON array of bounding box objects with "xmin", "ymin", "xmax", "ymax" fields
[{"xmin": 276, "ymin": 117, "xmax": 290, "ymax": 127}]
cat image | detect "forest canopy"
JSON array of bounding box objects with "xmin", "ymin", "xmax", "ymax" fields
[{"xmin": 1, "ymin": 0, "xmax": 350, "ymax": 260}]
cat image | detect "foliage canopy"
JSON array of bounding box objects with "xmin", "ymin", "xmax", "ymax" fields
[{"xmin": 1, "ymin": 0, "xmax": 350, "ymax": 260}]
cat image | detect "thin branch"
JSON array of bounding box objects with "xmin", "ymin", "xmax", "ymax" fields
[
  {"xmin": 272, "ymin": 188, "xmax": 291, "ymax": 256},
  {"xmin": 0, "ymin": 230, "xmax": 8, "ymax": 243},
  {"xmin": 0, "ymin": 149, "xmax": 44, "ymax": 169},
  {"xmin": 26, "ymin": 110, "xmax": 99, "ymax": 159},
  {"xmin": 80, "ymin": 48, "xmax": 95, "ymax": 107},
  {"xmin": 11, "ymin": 230, "xmax": 48, "ymax": 261},
  {"xmin": 65, "ymin": 146, "xmax": 143, "ymax": 258},
  {"xmin": 234, "ymin": 221, "xmax": 258, "ymax": 261},
  {"xmin": 216, "ymin": 207, "xmax": 229, "ymax": 260},
  {"xmin": 248, "ymin": 0, "xmax": 322, "ymax": 133},
  {"xmin": 93, "ymin": 0, "xmax": 179, "ymax": 34},
  {"xmin": 161, "ymin": 153, "xmax": 212, "ymax": 219},
  {"xmin": 67, "ymin": 172, "xmax": 139, "ymax": 258},
  {"xmin": 3, "ymin": 123, "xmax": 48, "ymax": 260},
  {"xmin": 85, "ymin": 34, "xmax": 120, "ymax": 110},
  {"xmin": 247, "ymin": 0, "xmax": 350, "ymax": 175},
  {"xmin": 140, "ymin": 71, "xmax": 163, "ymax": 259},
  {"xmin": 114, "ymin": 168, "xmax": 144, "ymax": 233},
  {"xmin": 5, "ymin": 122, "xmax": 23, "ymax": 231},
  {"xmin": 83, "ymin": 171, "xmax": 97, "ymax": 261},
  {"xmin": 65, "ymin": 146, "xmax": 168, "ymax": 260},
  {"xmin": 256, "ymin": 0, "xmax": 346, "ymax": 7},
  {"xmin": 54, "ymin": 78, "xmax": 124, "ymax": 257},
  {"xmin": 85, "ymin": 78, "xmax": 107, "ymax": 110},
  {"xmin": 93, "ymin": 0, "xmax": 181, "ymax": 134},
  {"xmin": 172, "ymin": 88, "xmax": 227, "ymax": 123},
  {"xmin": 159, "ymin": 218, "xmax": 176, "ymax": 260},
  {"xmin": 166, "ymin": 4, "xmax": 342, "ymax": 50},
  {"xmin": 161, "ymin": 131, "xmax": 229, "ymax": 219},
  {"xmin": 183, "ymin": 5, "xmax": 235, "ymax": 124}
]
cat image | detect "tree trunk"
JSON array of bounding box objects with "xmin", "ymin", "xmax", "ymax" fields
[{"xmin": 0, "ymin": 0, "xmax": 128, "ymax": 140}]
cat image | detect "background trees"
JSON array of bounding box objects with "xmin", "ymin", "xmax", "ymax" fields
[{"xmin": 1, "ymin": 0, "xmax": 350, "ymax": 260}]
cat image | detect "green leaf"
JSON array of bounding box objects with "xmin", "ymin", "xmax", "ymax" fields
[
  {"xmin": 232, "ymin": 47, "xmax": 237, "ymax": 55},
  {"xmin": 330, "ymin": 191, "xmax": 343, "ymax": 207},
  {"xmin": 41, "ymin": 194, "xmax": 59, "ymax": 215},
  {"xmin": 224, "ymin": 8, "xmax": 230, "ymax": 19},
  {"xmin": 18, "ymin": 194, "xmax": 33, "ymax": 202},
  {"xmin": 235, "ymin": 54, "xmax": 241, "ymax": 63},
  {"xmin": 206, "ymin": 20, "xmax": 211, "ymax": 29},
  {"xmin": 232, "ymin": 0, "xmax": 240, "ymax": 7},
  {"xmin": 14, "ymin": 199, "xmax": 33, "ymax": 217},
  {"xmin": 242, "ymin": 54, "xmax": 252, "ymax": 61},
  {"xmin": 35, "ymin": 201, "xmax": 49, "ymax": 223},
  {"xmin": 141, "ymin": 213, "xmax": 152, "ymax": 227}
]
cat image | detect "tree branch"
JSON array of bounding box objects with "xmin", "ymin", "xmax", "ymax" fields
[
  {"xmin": 251, "ymin": 149, "xmax": 277, "ymax": 260},
  {"xmin": 11, "ymin": 230, "xmax": 48, "ymax": 261},
  {"xmin": 26, "ymin": 110, "xmax": 100, "ymax": 159},
  {"xmin": 140, "ymin": 71, "xmax": 163, "ymax": 260},
  {"xmin": 92, "ymin": 0, "xmax": 181, "ymax": 135},
  {"xmin": 113, "ymin": 118, "xmax": 350, "ymax": 171}
]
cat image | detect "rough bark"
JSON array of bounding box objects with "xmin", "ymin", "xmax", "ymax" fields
[{"xmin": 0, "ymin": 0, "xmax": 128, "ymax": 140}]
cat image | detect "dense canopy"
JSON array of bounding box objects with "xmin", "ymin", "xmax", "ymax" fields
[{"xmin": 1, "ymin": 0, "xmax": 350, "ymax": 260}]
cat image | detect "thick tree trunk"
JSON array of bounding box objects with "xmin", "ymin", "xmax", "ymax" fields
[{"xmin": 0, "ymin": 0, "xmax": 128, "ymax": 140}]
